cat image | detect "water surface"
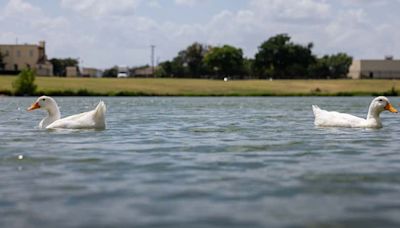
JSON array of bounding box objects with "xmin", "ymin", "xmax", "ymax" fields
[{"xmin": 1, "ymin": 97, "xmax": 400, "ymax": 228}]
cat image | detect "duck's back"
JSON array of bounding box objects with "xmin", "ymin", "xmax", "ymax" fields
[
  {"xmin": 47, "ymin": 101, "xmax": 106, "ymax": 129},
  {"xmin": 312, "ymin": 105, "xmax": 366, "ymax": 127}
]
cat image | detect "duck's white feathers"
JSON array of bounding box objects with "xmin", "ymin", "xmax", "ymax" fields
[
  {"xmin": 46, "ymin": 101, "xmax": 106, "ymax": 129},
  {"xmin": 312, "ymin": 105, "xmax": 367, "ymax": 128}
]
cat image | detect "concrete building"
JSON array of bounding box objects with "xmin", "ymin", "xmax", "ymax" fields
[
  {"xmin": 82, "ymin": 67, "xmax": 103, "ymax": 78},
  {"xmin": 348, "ymin": 58, "xmax": 400, "ymax": 79},
  {"xmin": 133, "ymin": 66, "xmax": 154, "ymax": 77},
  {"xmin": 66, "ymin": 66, "xmax": 80, "ymax": 77},
  {"xmin": 0, "ymin": 41, "xmax": 53, "ymax": 76}
]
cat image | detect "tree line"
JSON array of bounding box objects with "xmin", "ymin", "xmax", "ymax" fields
[
  {"xmin": 48, "ymin": 33, "xmax": 353, "ymax": 79},
  {"xmin": 156, "ymin": 33, "xmax": 353, "ymax": 79}
]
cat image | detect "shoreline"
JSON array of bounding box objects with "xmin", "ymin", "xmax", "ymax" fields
[
  {"xmin": 1, "ymin": 76, "xmax": 399, "ymax": 97},
  {"xmin": 0, "ymin": 91, "xmax": 397, "ymax": 97}
]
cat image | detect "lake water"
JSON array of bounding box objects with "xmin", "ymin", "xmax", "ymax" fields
[{"xmin": 1, "ymin": 96, "xmax": 400, "ymax": 228}]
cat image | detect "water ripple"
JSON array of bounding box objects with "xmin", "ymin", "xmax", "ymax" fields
[{"xmin": 1, "ymin": 97, "xmax": 400, "ymax": 228}]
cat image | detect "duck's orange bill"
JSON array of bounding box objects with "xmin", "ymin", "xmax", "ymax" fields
[
  {"xmin": 27, "ymin": 102, "xmax": 40, "ymax": 111},
  {"xmin": 385, "ymin": 103, "xmax": 398, "ymax": 113}
]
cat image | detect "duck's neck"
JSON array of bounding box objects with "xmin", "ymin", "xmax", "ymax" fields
[
  {"xmin": 48, "ymin": 106, "xmax": 61, "ymax": 119},
  {"xmin": 366, "ymin": 105, "xmax": 382, "ymax": 127},
  {"xmin": 367, "ymin": 104, "xmax": 381, "ymax": 120},
  {"xmin": 41, "ymin": 106, "xmax": 61, "ymax": 128}
]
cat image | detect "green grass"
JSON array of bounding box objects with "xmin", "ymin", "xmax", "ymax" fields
[{"xmin": 0, "ymin": 75, "xmax": 399, "ymax": 96}]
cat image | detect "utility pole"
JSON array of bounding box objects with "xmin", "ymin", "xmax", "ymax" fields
[{"xmin": 151, "ymin": 45, "xmax": 155, "ymax": 77}]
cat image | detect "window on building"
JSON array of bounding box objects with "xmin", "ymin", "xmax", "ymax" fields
[
  {"xmin": 29, "ymin": 50, "xmax": 34, "ymax": 57},
  {"xmin": 14, "ymin": 64, "xmax": 18, "ymax": 71},
  {"xmin": 16, "ymin": 50, "xmax": 21, "ymax": 57}
]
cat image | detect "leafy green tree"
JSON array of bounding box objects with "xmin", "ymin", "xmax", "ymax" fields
[
  {"xmin": 0, "ymin": 51, "xmax": 6, "ymax": 70},
  {"xmin": 157, "ymin": 61, "xmax": 173, "ymax": 77},
  {"xmin": 158, "ymin": 42, "xmax": 210, "ymax": 78},
  {"xmin": 102, "ymin": 66, "xmax": 118, "ymax": 77},
  {"xmin": 309, "ymin": 53, "xmax": 353, "ymax": 78},
  {"xmin": 254, "ymin": 34, "xmax": 316, "ymax": 78},
  {"xmin": 180, "ymin": 42, "xmax": 210, "ymax": 77},
  {"xmin": 12, "ymin": 69, "xmax": 37, "ymax": 96},
  {"xmin": 324, "ymin": 53, "xmax": 353, "ymax": 78},
  {"xmin": 242, "ymin": 58, "xmax": 255, "ymax": 78},
  {"xmin": 158, "ymin": 56, "xmax": 188, "ymax": 78},
  {"xmin": 49, "ymin": 58, "xmax": 79, "ymax": 76},
  {"xmin": 307, "ymin": 60, "xmax": 330, "ymax": 79},
  {"xmin": 172, "ymin": 56, "xmax": 189, "ymax": 77},
  {"xmin": 203, "ymin": 45, "xmax": 244, "ymax": 79},
  {"xmin": 154, "ymin": 66, "xmax": 167, "ymax": 77},
  {"xmin": 157, "ymin": 34, "xmax": 352, "ymax": 79}
]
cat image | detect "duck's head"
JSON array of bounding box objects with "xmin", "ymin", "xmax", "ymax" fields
[
  {"xmin": 370, "ymin": 96, "xmax": 398, "ymax": 114},
  {"xmin": 27, "ymin": 96, "xmax": 57, "ymax": 112}
]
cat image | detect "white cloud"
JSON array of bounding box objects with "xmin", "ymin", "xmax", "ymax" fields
[
  {"xmin": 61, "ymin": 0, "xmax": 141, "ymax": 17},
  {"xmin": 1, "ymin": 0, "xmax": 69, "ymax": 37},
  {"xmin": 0, "ymin": 0, "xmax": 71, "ymax": 60},
  {"xmin": 250, "ymin": 0, "xmax": 331, "ymax": 21},
  {"xmin": 2, "ymin": 0, "xmax": 400, "ymax": 68},
  {"xmin": 3, "ymin": 0, "xmax": 41, "ymax": 17}
]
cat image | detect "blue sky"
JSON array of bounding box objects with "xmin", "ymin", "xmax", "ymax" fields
[{"xmin": 1, "ymin": 0, "xmax": 400, "ymax": 68}]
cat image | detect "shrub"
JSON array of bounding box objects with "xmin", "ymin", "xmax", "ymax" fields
[{"xmin": 12, "ymin": 69, "xmax": 37, "ymax": 96}]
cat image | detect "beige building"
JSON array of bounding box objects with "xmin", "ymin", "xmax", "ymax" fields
[
  {"xmin": 82, "ymin": 67, "xmax": 103, "ymax": 78},
  {"xmin": 134, "ymin": 66, "xmax": 154, "ymax": 77},
  {"xmin": 66, "ymin": 66, "xmax": 80, "ymax": 77},
  {"xmin": 348, "ymin": 59, "xmax": 400, "ymax": 79},
  {"xmin": 0, "ymin": 41, "xmax": 53, "ymax": 76}
]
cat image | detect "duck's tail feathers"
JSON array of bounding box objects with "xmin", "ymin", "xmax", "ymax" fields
[
  {"xmin": 95, "ymin": 101, "xmax": 106, "ymax": 114},
  {"xmin": 312, "ymin": 105, "xmax": 320, "ymax": 116},
  {"xmin": 94, "ymin": 101, "xmax": 106, "ymax": 129}
]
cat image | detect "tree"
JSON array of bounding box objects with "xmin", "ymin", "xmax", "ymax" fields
[
  {"xmin": 171, "ymin": 55, "xmax": 189, "ymax": 77},
  {"xmin": 203, "ymin": 45, "xmax": 244, "ymax": 79},
  {"xmin": 324, "ymin": 53, "xmax": 353, "ymax": 78},
  {"xmin": 102, "ymin": 66, "xmax": 118, "ymax": 77},
  {"xmin": 49, "ymin": 58, "xmax": 79, "ymax": 76},
  {"xmin": 12, "ymin": 69, "xmax": 37, "ymax": 96},
  {"xmin": 157, "ymin": 61, "xmax": 173, "ymax": 77},
  {"xmin": 158, "ymin": 55, "xmax": 188, "ymax": 78},
  {"xmin": 159, "ymin": 42, "xmax": 210, "ymax": 78},
  {"xmin": 0, "ymin": 51, "xmax": 6, "ymax": 70},
  {"xmin": 309, "ymin": 53, "xmax": 353, "ymax": 78},
  {"xmin": 254, "ymin": 34, "xmax": 316, "ymax": 78},
  {"xmin": 307, "ymin": 60, "xmax": 330, "ymax": 79},
  {"xmin": 180, "ymin": 42, "xmax": 210, "ymax": 77}
]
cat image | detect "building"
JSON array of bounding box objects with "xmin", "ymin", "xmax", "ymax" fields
[
  {"xmin": 82, "ymin": 67, "xmax": 103, "ymax": 78},
  {"xmin": 133, "ymin": 66, "xmax": 154, "ymax": 77},
  {"xmin": 0, "ymin": 41, "xmax": 53, "ymax": 76},
  {"xmin": 348, "ymin": 58, "xmax": 400, "ymax": 79},
  {"xmin": 66, "ymin": 66, "xmax": 80, "ymax": 77}
]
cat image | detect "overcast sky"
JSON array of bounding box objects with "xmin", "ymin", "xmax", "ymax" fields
[{"xmin": 0, "ymin": 0, "xmax": 399, "ymax": 68}]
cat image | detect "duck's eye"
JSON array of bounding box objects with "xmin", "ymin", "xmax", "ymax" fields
[
  {"xmin": 378, "ymin": 99, "xmax": 383, "ymax": 102},
  {"xmin": 42, "ymin": 98, "xmax": 46, "ymax": 101}
]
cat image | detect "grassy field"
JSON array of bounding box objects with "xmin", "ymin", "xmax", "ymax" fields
[{"xmin": 1, "ymin": 76, "xmax": 399, "ymax": 96}]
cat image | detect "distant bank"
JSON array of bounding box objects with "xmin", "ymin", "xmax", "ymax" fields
[{"xmin": 0, "ymin": 76, "xmax": 399, "ymax": 96}]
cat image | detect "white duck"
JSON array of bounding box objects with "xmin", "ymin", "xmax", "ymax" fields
[
  {"xmin": 27, "ymin": 96, "xmax": 106, "ymax": 129},
  {"xmin": 312, "ymin": 96, "xmax": 397, "ymax": 128}
]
